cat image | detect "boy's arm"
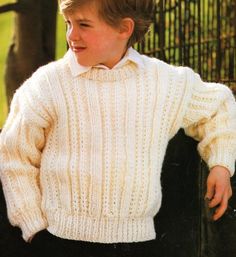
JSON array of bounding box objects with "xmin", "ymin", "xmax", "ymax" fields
[
  {"xmin": 0, "ymin": 78, "xmax": 52, "ymax": 241},
  {"xmin": 181, "ymin": 68, "xmax": 236, "ymax": 220}
]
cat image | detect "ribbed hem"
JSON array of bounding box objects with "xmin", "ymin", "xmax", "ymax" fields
[
  {"xmin": 46, "ymin": 210, "xmax": 156, "ymax": 243},
  {"xmin": 20, "ymin": 210, "xmax": 48, "ymax": 242},
  {"xmin": 208, "ymin": 150, "xmax": 235, "ymax": 177}
]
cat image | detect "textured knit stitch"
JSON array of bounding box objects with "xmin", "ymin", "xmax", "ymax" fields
[{"xmin": 0, "ymin": 52, "xmax": 236, "ymax": 243}]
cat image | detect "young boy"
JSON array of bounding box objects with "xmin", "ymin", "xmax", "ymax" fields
[{"xmin": 0, "ymin": 0, "xmax": 235, "ymax": 256}]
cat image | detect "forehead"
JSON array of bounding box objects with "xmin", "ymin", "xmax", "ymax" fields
[
  {"xmin": 62, "ymin": 0, "xmax": 99, "ymax": 14},
  {"xmin": 62, "ymin": 1, "xmax": 100, "ymax": 19}
]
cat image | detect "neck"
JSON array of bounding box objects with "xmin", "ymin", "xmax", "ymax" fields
[{"xmin": 100, "ymin": 47, "xmax": 128, "ymax": 69}]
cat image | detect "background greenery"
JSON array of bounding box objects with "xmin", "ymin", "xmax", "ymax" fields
[{"xmin": 0, "ymin": 0, "xmax": 67, "ymax": 128}]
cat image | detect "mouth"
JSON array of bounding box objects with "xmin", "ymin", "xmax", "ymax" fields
[{"xmin": 72, "ymin": 46, "xmax": 86, "ymax": 53}]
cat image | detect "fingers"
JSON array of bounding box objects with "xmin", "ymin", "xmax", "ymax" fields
[
  {"xmin": 207, "ymin": 186, "xmax": 232, "ymax": 221},
  {"xmin": 212, "ymin": 192, "xmax": 229, "ymax": 220},
  {"xmin": 208, "ymin": 184, "xmax": 224, "ymax": 208},
  {"xmin": 205, "ymin": 179, "xmax": 215, "ymax": 201},
  {"xmin": 205, "ymin": 166, "xmax": 232, "ymax": 221}
]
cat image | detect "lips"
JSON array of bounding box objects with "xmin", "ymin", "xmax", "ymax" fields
[{"xmin": 72, "ymin": 46, "xmax": 86, "ymax": 53}]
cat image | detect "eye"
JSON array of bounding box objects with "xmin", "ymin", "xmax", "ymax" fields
[{"xmin": 79, "ymin": 23, "xmax": 90, "ymax": 28}]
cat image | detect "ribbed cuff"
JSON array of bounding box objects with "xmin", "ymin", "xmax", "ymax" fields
[
  {"xmin": 19, "ymin": 210, "xmax": 48, "ymax": 242},
  {"xmin": 208, "ymin": 150, "xmax": 235, "ymax": 177}
]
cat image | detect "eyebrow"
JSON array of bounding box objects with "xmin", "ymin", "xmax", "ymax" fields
[
  {"xmin": 63, "ymin": 15, "xmax": 94, "ymax": 24},
  {"xmin": 75, "ymin": 18, "xmax": 93, "ymax": 23}
]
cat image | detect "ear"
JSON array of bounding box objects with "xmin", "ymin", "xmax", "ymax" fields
[{"xmin": 118, "ymin": 18, "xmax": 135, "ymax": 40}]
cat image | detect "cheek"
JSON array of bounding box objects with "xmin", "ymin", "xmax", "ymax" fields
[
  {"xmin": 84, "ymin": 36, "xmax": 105, "ymax": 51},
  {"xmin": 92, "ymin": 34, "xmax": 115, "ymax": 50}
]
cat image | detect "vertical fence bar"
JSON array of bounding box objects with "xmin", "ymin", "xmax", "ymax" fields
[
  {"xmin": 159, "ymin": 0, "xmax": 166, "ymax": 61},
  {"xmin": 178, "ymin": 0, "xmax": 183, "ymax": 65},
  {"xmin": 197, "ymin": 0, "xmax": 201, "ymax": 74},
  {"xmin": 216, "ymin": 0, "xmax": 221, "ymax": 82},
  {"xmin": 172, "ymin": 0, "xmax": 176, "ymax": 64},
  {"xmin": 153, "ymin": 3, "xmax": 157, "ymax": 58}
]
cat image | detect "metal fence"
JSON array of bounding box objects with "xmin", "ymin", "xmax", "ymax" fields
[{"xmin": 136, "ymin": 0, "xmax": 236, "ymax": 93}]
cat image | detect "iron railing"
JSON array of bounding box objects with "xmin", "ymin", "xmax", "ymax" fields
[{"xmin": 136, "ymin": 0, "xmax": 236, "ymax": 93}]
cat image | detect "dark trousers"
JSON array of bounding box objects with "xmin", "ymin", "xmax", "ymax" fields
[{"xmin": 29, "ymin": 230, "xmax": 157, "ymax": 257}]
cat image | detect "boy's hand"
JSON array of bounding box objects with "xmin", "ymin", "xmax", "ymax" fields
[{"xmin": 205, "ymin": 165, "xmax": 232, "ymax": 221}]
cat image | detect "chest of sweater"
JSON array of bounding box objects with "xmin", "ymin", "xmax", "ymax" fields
[
  {"xmin": 42, "ymin": 63, "xmax": 185, "ymax": 175},
  {"xmin": 49, "ymin": 68, "xmax": 156, "ymax": 152},
  {"xmin": 40, "ymin": 64, "xmax": 182, "ymax": 215}
]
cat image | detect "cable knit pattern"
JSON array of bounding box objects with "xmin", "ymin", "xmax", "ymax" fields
[{"xmin": 0, "ymin": 54, "xmax": 236, "ymax": 243}]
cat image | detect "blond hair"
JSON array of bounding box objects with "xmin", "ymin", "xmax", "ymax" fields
[{"xmin": 59, "ymin": 0, "xmax": 155, "ymax": 47}]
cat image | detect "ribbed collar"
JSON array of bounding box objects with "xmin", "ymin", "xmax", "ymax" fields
[{"xmin": 65, "ymin": 47, "xmax": 144, "ymax": 77}]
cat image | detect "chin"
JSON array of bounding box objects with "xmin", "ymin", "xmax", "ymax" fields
[{"xmin": 75, "ymin": 57, "xmax": 94, "ymax": 67}]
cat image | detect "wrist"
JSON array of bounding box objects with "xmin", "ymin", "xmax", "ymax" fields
[{"xmin": 210, "ymin": 165, "xmax": 231, "ymax": 177}]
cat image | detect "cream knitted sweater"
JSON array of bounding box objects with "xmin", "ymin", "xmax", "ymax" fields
[{"xmin": 0, "ymin": 53, "xmax": 236, "ymax": 243}]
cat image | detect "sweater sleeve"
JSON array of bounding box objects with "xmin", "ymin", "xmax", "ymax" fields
[
  {"xmin": 0, "ymin": 72, "xmax": 53, "ymax": 241},
  {"xmin": 181, "ymin": 68, "xmax": 236, "ymax": 176}
]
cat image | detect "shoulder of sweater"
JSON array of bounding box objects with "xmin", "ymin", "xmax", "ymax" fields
[
  {"xmin": 140, "ymin": 54, "xmax": 190, "ymax": 76},
  {"xmin": 10, "ymin": 61, "xmax": 61, "ymax": 123},
  {"xmin": 16, "ymin": 59, "xmax": 63, "ymax": 95},
  {"xmin": 140, "ymin": 55, "xmax": 233, "ymax": 97},
  {"xmin": 31, "ymin": 58, "xmax": 63, "ymax": 81}
]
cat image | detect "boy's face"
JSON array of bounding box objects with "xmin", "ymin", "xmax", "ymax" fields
[{"xmin": 63, "ymin": 2, "xmax": 128, "ymax": 68}]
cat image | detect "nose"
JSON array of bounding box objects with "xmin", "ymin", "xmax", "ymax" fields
[{"xmin": 67, "ymin": 25, "xmax": 80, "ymax": 42}]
